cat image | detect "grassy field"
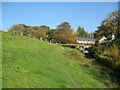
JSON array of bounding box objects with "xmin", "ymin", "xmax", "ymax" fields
[{"xmin": 2, "ymin": 31, "xmax": 107, "ymax": 88}]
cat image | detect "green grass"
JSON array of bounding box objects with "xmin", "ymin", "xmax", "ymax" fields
[{"xmin": 2, "ymin": 31, "xmax": 107, "ymax": 88}]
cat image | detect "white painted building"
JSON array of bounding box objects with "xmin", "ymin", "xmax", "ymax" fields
[
  {"xmin": 98, "ymin": 36, "xmax": 107, "ymax": 43},
  {"xmin": 77, "ymin": 38, "xmax": 95, "ymax": 44}
]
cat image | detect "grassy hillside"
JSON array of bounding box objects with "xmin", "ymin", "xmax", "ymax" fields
[{"xmin": 2, "ymin": 31, "xmax": 107, "ymax": 88}]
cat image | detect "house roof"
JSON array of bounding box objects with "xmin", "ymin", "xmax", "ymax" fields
[
  {"xmin": 77, "ymin": 37, "xmax": 95, "ymax": 42},
  {"xmin": 101, "ymin": 40, "xmax": 112, "ymax": 44}
]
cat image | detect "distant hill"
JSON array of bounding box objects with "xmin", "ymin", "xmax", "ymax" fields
[{"xmin": 2, "ymin": 31, "xmax": 107, "ymax": 88}]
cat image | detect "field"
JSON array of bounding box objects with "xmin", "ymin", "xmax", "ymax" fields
[{"xmin": 2, "ymin": 31, "xmax": 107, "ymax": 88}]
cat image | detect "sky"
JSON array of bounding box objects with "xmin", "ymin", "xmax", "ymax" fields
[{"xmin": 2, "ymin": 2, "xmax": 118, "ymax": 33}]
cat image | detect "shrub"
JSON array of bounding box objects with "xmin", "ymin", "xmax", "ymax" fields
[{"xmin": 98, "ymin": 55, "xmax": 114, "ymax": 69}]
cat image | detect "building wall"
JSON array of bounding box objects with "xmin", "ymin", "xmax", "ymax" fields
[
  {"xmin": 77, "ymin": 40, "xmax": 95, "ymax": 44},
  {"xmin": 99, "ymin": 36, "xmax": 107, "ymax": 43}
]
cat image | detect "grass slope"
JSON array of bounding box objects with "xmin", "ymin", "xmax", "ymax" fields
[{"xmin": 2, "ymin": 31, "xmax": 107, "ymax": 88}]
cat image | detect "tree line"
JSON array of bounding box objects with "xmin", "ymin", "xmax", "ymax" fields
[{"xmin": 7, "ymin": 22, "xmax": 89, "ymax": 44}]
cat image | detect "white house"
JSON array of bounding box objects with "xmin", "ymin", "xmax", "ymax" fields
[
  {"xmin": 96, "ymin": 34, "xmax": 115, "ymax": 44},
  {"xmin": 95, "ymin": 36, "xmax": 107, "ymax": 43},
  {"xmin": 77, "ymin": 38, "xmax": 95, "ymax": 44},
  {"xmin": 98, "ymin": 36, "xmax": 107, "ymax": 43}
]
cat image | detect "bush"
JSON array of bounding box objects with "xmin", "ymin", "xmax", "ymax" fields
[
  {"xmin": 98, "ymin": 55, "xmax": 114, "ymax": 69},
  {"xmin": 64, "ymin": 50, "xmax": 92, "ymax": 65},
  {"xmin": 87, "ymin": 46, "xmax": 97, "ymax": 58}
]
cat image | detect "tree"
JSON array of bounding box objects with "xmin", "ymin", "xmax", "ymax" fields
[
  {"xmin": 46, "ymin": 29, "xmax": 55, "ymax": 42},
  {"xmin": 76, "ymin": 26, "xmax": 89, "ymax": 38},
  {"xmin": 35, "ymin": 29, "xmax": 46, "ymax": 40},
  {"xmin": 94, "ymin": 10, "xmax": 120, "ymax": 39},
  {"xmin": 7, "ymin": 24, "xmax": 26, "ymax": 36},
  {"xmin": 61, "ymin": 29, "xmax": 76, "ymax": 44},
  {"xmin": 52, "ymin": 22, "xmax": 76, "ymax": 44},
  {"xmin": 40, "ymin": 25, "xmax": 50, "ymax": 32},
  {"xmin": 57, "ymin": 22, "xmax": 71, "ymax": 31},
  {"xmin": 33, "ymin": 25, "xmax": 49, "ymax": 40},
  {"xmin": 27, "ymin": 27, "xmax": 36, "ymax": 38}
]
